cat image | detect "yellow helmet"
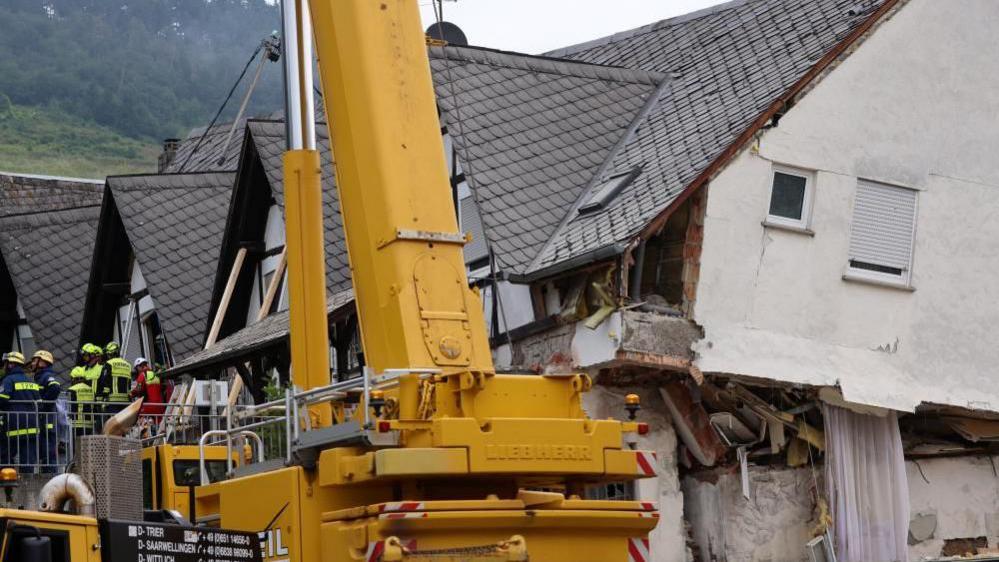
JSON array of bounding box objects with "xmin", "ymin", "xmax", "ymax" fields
[
  {"xmin": 32, "ymin": 350, "xmax": 54, "ymax": 365},
  {"xmin": 5, "ymin": 351, "xmax": 25, "ymax": 365},
  {"xmin": 70, "ymin": 366, "xmax": 87, "ymax": 380}
]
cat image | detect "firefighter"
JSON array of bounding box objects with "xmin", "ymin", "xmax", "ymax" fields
[
  {"xmin": 97, "ymin": 342, "xmax": 131, "ymax": 415},
  {"xmin": 0, "ymin": 351, "xmax": 41, "ymax": 469},
  {"xmin": 67, "ymin": 360, "xmax": 95, "ymax": 440},
  {"xmin": 80, "ymin": 344, "xmax": 104, "ymax": 426},
  {"xmin": 28, "ymin": 350, "xmax": 61, "ymax": 472}
]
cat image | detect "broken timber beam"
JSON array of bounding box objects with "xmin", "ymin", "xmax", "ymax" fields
[{"xmin": 660, "ymin": 380, "xmax": 727, "ymax": 467}]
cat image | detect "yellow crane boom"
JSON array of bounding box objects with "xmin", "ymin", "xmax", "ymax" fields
[{"xmin": 286, "ymin": 0, "xmax": 493, "ymax": 416}]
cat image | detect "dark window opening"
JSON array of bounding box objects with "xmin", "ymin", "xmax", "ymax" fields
[
  {"xmin": 585, "ymin": 481, "xmax": 635, "ymax": 501},
  {"xmin": 173, "ymin": 460, "xmax": 227, "ymax": 487},
  {"xmin": 769, "ymin": 171, "xmax": 807, "ymax": 221},
  {"xmin": 2, "ymin": 525, "xmax": 70, "ymax": 562},
  {"xmin": 142, "ymin": 458, "xmax": 154, "ymax": 509}
]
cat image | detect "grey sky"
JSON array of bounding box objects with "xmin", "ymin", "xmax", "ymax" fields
[{"xmin": 417, "ymin": 0, "xmax": 723, "ymax": 54}]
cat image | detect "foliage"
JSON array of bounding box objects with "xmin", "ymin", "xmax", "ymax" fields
[
  {"xmin": 0, "ymin": 0, "xmax": 283, "ymax": 142},
  {"xmin": 0, "ymin": 103, "xmax": 159, "ymax": 178}
]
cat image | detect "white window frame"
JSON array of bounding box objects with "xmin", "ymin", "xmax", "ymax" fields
[
  {"xmin": 765, "ymin": 164, "xmax": 815, "ymax": 230},
  {"xmin": 844, "ymin": 179, "xmax": 918, "ymax": 288}
]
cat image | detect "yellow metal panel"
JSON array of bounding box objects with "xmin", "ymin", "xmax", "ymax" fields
[
  {"xmin": 374, "ymin": 448, "xmax": 468, "ymax": 477},
  {"xmin": 323, "ymin": 509, "xmax": 656, "ymax": 562},
  {"xmin": 284, "ymin": 149, "xmax": 333, "ymax": 425},
  {"xmin": 0, "ymin": 511, "xmax": 98, "ymax": 560},
  {"xmin": 431, "ymin": 418, "xmax": 625, "ymax": 475},
  {"xmin": 308, "ymin": 0, "xmax": 493, "ymax": 375}
]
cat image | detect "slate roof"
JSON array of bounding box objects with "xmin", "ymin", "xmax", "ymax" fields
[
  {"xmin": 166, "ymin": 289, "xmax": 354, "ymax": 376},
  {"xmin": 244, "ymin": 120, "xmax": 352, "ymax": 294},
  {"xmin": 0, "ymin": 172, "xmax": 103, "ymax": 217},
  {"xmin": 107, "ymin": 172, "xmax": 235, "ymax": 361},
  {"xmin": 526, "ymin": 0, "xmax": 888, "ymax": 273},
  {"xmin": 164, "ymin": 121, "xmax": 247, "ymax": 173},
  {"xmin": 0, "ymin": 205, "xmax": 101, "ymax": 373},
  {"xmin": 429, "ymin": 47, "xmax": 664, "ymax": 273}
]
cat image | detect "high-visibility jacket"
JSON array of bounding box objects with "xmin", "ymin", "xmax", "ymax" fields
[
  {"xmin": 67, "ymin": 381, "xmax": 95, "ymax": 429},
  {"xmin": 100, "ymin": 357, "xmax": 132, "ymax": 403},
  {"xmin": 83, "ymin": 363, "xmax": 102, "ymax": 395},
  {"xmin": 0, "ymin": 368, "xmax": 41, "ymax": 436}
]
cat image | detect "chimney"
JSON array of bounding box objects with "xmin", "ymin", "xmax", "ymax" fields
[{"xmin": 158, "ymin": 138, "xmax": 181, "ymax": 173}]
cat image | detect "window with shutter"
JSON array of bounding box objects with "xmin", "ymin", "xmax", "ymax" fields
[{"xmin": 847, "ymin": 180, "xmax": 917, "ymax": 285}]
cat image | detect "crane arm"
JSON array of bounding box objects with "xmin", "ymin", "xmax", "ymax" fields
[{"xmin": 283, "ymin": 0, "xmax": 494, "ymax": 417}]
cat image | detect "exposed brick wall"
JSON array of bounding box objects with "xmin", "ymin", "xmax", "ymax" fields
[{"xmin": 681, "ymin": 186, "xmax": 707, "ymax": 317}]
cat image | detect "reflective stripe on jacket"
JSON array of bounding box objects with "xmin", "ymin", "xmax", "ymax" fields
[{"xmin": 105, "ymin": 357, "xmax": 132, "ymax": 402}]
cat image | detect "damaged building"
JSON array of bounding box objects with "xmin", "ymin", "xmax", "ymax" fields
[
  {"xmin": 459, "ymin": 0, "xmax": 999, "ymax": 560},
  {"xmin": 57, "ymin": 0, "xmax": 999, "ymax": 560}
]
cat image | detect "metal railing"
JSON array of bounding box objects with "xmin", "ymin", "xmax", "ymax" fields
[
  {"xmin": 0, "ymin": 368, "xmax": 434, "ymax": 481},
  {"xmin": 199, "ymin": 367, "xmax": 439, "ymax": 483}
]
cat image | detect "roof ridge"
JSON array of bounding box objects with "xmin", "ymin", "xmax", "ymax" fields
[
  {"xmin": 524, "ymin": 76, "xmax": 674, "ymax": 274},
  {"xmin": 546, "ymin": 0, "xmax": 749, "ymax": 58},
  {"xmin": 0, "ymin": 170, "xmax": 105, "ymax": 184},
  {"xmin": 430, "ymin": 44, "xmax": 665, "ymax": 86},
  {"xmin": 106, "ymin": 170, "xmax": 235, "ymax": 180}
]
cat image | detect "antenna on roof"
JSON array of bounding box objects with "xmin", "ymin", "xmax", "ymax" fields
[{"xmin": 425, "ymin": 21, "xmax": 468, "ymax": 46}]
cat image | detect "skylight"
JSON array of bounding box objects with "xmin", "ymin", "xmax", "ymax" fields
[{"xmin": 577, "ymin": 168, "xmax": 641, "ymax": 214}]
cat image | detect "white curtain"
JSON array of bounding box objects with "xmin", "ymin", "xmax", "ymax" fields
[{"xmin": 824, "ymin": 405, "xmax": 910, "ymax": 562}]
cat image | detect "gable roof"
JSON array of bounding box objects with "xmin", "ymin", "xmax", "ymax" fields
[
  {"xmin": 240, "ymin": 119, "xmax": 352, "ymax": 294},
  {"xmin": 106, "ymin": 172, "xmax": 235, "ymax": 360},
  {"xmin": 522, "ymin": 0, "xmax": 893, "ymax": 275},
  {"xmin": 429, "ymin": 46, "xmax": 664, "ymax": 273},
  {"xmin": 0, "ymin": 205, "xmax": 101, "ymax": 373},
  {"xmin": 1, "ymin": 171, "xmax": 103, "ymax": 217}
]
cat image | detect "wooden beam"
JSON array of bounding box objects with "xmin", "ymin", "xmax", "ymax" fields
[
  {"xmin": 660, "ymin": 381, "xmax": 728, "ymax": 467},
  {"xmin": 205, "ymin": 247, "xmax": 248, "ymax": 349},
  {"xmin": 256, "ymin": 247, "xmax": 288, "ymax": 322}
]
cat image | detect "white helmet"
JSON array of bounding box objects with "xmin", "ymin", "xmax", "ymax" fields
[{"xmin": 133, "ymin": 357, "xmax": 149, "ymax": 368}]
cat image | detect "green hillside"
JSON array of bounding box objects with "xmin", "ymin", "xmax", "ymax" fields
[
  {"xmin": 0, "ymin": 102, "xmax": 159, "ymax": 179},
  {"xmin": 0, "ymin": 0, "xmax": 282, "ymax": 178}
]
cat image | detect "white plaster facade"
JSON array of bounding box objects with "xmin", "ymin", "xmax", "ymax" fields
[
  {"xmin": 245, "ymin": 204, "xmax": 289, "ymax": 324},
  {"xmin": 693, "ymin": 0, "xmax": 999, "ymax": 412}
]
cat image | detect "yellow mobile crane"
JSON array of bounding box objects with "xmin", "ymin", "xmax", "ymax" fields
[
  {"xmin": 0, "ymin": 1, "xmax": 659, "ymax": 560},
  {"xmin": 192, "ymin": 1, "xmax": 660, "ymax": 560}
]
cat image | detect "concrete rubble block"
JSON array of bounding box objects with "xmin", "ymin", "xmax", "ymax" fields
[
  {"xmin": 620, "ymin": 310, "xmax": 702, "ymax": 361},
  {"xmin": 908, "ymin": 511, "xmax": 937, "ymax": 544}
]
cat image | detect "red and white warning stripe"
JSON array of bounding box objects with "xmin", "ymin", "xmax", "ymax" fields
[
  {"xmin": 627, "ymin": 537, "xmax": 651, "ymax": 562},
  {"xmin": 378, "ymin": 502, "xmax": 425, "ymax": 513},
  {"xmin": 365, "ymin": 539, "xmax": 417, "ymax": 562},
  {"xmin": 635, "ymin": 451, "xmax": 657, "ymax": 476},
  {"xmin": 380, "ymin": 511, "xmax": 429, "ymax": 520},
  {"xmin": 640, "ymin": 501, "xmax": 656, "ymax": 511}
]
